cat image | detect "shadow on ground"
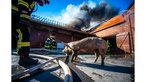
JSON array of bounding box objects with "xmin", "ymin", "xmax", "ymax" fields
[
  {"xmin": 12, "ymin": 66, "xmax": 63, "ymax": 82},
  {"xmin": 76, "ymin": 62, "xmax": 133, "ymax": 74}
]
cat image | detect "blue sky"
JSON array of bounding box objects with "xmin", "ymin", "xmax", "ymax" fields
[
  {"xmin": 33, "ymin": 0, "xmax": 133, "ymax": 17},
  {"xmin": 32, "ymin": 0, "xmax": 133, "ymax": 26},
  {"xmin": 32, "ymin": 0, "xmax": 133, "ymax": 18}
]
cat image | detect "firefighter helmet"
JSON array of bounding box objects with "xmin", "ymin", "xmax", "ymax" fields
[{"xmin": 35, "ymin": 0, "xmax": 50, "ymax": 6}]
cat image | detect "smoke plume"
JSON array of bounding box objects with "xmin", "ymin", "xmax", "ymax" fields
[{"xmin": 57, "ymin": 1, "xmax": 119, "ymax": 31}]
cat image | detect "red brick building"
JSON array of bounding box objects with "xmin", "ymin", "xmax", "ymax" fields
[
  {"xmin": 89, "ymin": 2, "xmax": 134, "ymax": 54},
  {"xmin": 29, "ymin": 20, "xmax": 95, "ymax": 48}
]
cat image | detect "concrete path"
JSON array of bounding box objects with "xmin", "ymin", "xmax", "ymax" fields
[
  {"xmin": 74, "ymin": 55, "xmax": 134, "ymax": 82},
  {"xmin": 12, "ymin": 49, "xmax": 134, "ymax": 82}
]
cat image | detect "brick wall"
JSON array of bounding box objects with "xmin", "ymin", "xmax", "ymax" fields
[
  {"xmin": 29, "ymin": 20, "xmax": 94, "ymax": 48},
  {"xmin": 91, "ymin": 10, "xmax": 134, "ymax": 54}
]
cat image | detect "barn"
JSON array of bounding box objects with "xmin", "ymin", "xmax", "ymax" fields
[
  {"xmin": 29, "ymin": 17, "xmax": 95, "ymax": 48},
  {"xmin": 89, "ymin": 2, "xmax": 134, "ymax": 54}
]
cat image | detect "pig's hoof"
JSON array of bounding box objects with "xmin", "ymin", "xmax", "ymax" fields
[
  {"xmin": 101, "ymin": 63, "xmax": 104, "ymax": 66},
  {"xmin": 71, "ymin": 60, "xmax": 73, "ymax": 62}
]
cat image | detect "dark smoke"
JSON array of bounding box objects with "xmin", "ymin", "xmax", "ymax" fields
[
  {"xmin": 70, "ymin": 9, "xmax": 91, "ymax": 31},
  {"xmin": 71, "ymin": 1, "xmax": 119, "ymax": 31}
]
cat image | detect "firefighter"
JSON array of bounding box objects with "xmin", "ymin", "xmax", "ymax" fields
[
  {"xmin": 44, "ymin": 38, "xmax": 50, "ymax": 49},
  {"xmin": 12, "ymin": 0, "xmax": 49, "ymax": 66},
  {"xmin": 44, "ymin": 35, "xmax": 56, "ymax": 49},
  {"xmin": 50, "ymin": 35, "xmax": 56, "ymax": 49}
]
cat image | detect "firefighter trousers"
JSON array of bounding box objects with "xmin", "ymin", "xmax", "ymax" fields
[{"xmin": 12, "ymin": 12, "xmax": 30, "ymax": 56}]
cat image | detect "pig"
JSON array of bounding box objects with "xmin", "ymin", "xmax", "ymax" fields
[{"xmin": 62, "ymin": 37, "xmax": 108, "ymax": 65}]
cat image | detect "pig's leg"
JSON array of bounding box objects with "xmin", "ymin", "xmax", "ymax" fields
[
  {"xmin": 99, "ymin": 49, "xmax": 105, "ymax": 65},
  {"xmin": 71, "ymin": 56, "xmax": 74, "ymax": 62},
  {"xmin": 71, "ymin": 52, "xmax": 78, "ymax": 62},
  {"xmin": 101, "ymin": 54, "xmax": 105, "ymax": 65},
  {"xmin": 71, "ymin": 50, "xmax": 75, "ymax": 62},
  {"xmin": 71, "ymin": 55, "xmax": 74, "ymax": 62},
  {"xmin": 94, "ymin": 50, "xmax": 99, "ymax": 63},
  {"xmin": 73, "ymin": 53, "xmax": 78, "ymax": 61}
]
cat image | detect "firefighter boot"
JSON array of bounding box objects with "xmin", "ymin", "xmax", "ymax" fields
[{"xmin": 18, "ymin": 54, "xmax": 38, "ymax": 66}]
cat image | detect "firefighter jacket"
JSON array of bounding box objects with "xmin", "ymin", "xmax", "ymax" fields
[
  {"xmin": 12, "ymin": 0, "xmax": 35, "ymax": 22},
  {"xmin": 12, "ymin": 0, "xmax": 35, "ymax": 50}
]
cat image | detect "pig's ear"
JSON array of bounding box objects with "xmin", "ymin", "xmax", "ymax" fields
[
  {"xmin": 61, "ymin": 41, "xmax": 67, "ymax": 45},
  {"xmin": 61, "ymin": 41, "xmax": 73, "ymax": 50}
]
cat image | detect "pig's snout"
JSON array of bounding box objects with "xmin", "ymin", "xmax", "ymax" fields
[{"xmin": 62, "ymin": 49, "xmax": 65, "ymax": 52}]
